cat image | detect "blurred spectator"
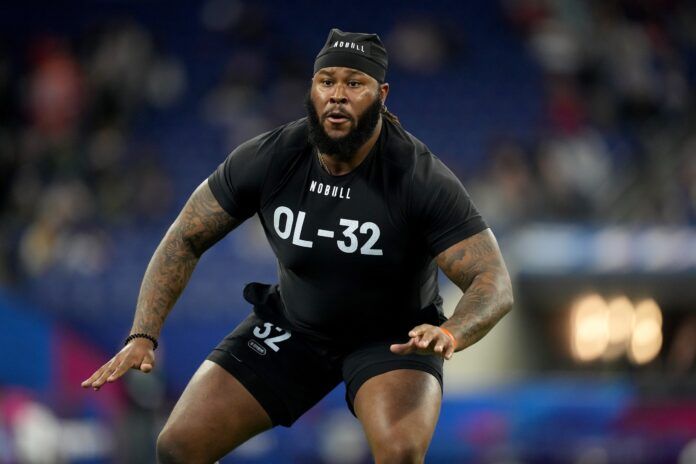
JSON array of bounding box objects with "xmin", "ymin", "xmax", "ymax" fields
[
  {"xmin": 546, "ymin": 75, "xmax": 587, "ymax": 135},
  {"xmin": 0, "ymin": 19, "xmax": 176, "ymax": 284},
  {"xmin": 26, "ymin": 38, "xmax": 84, "ymax": 140},
  {"xmin": 536, "ymin": 130, "xmax": 614, "ymax": 220},
  {"xmin": 529, "ymin": 18, "xmax": 583, "ymax": 75},
  {"xmin": 668, "ymin": 314, "xmax": 696, "ymax": 375},
  {"xmin": 386, "ymin": 18, "xmax": 453, "ymax": 75},
  {"xmin": 1, "ymin": 390, "xmax": 61, "ymax": 463},
  {"xmin": 500, "ymin": 0, "xmax": 695, "ymax": 226},
  {"xmin": 85, "ymin": 21, "xmax": 155, "ymax": 124},
  {"xmin": 468, "ymin": 139, "xmax": 542, "ymax": 230},
  {"xmin": 18, "ymin": 180, "xmax": 100, "ymax": 276},
  {"xmin": 202, "ymin": 3, "xmax": 306, "ymax": 147}
]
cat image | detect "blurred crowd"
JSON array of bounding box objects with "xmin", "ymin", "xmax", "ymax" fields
[
  {"xmin": 2, "ymin": 0, "xmax": 695, "ymax": 287},
  {"xmin": 201, "ymin": 1, "xmax": 308, "ymax": 146},
  {"xmin": 0, "ymin": 21, "xmax": 180, "ymax": 285},
  {"xmin": 470, "ymin": 0, "xmax": 696, "ymax": 231}
]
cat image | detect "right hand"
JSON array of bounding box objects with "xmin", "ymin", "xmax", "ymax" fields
[{"xmin": 81, "ymin": 338, "xmax": 156, "ymax": 391}]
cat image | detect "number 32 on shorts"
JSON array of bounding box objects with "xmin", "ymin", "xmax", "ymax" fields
[{"xmin": 252, "ymin": 322, "xmax": 291, "ymax": 352}]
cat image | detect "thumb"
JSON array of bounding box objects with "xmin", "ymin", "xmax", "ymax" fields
[
  {"xmin": 140, "ymin": 363, "xmax": 153, "ymax": 373},
  {"xmin": 139, "ymin": 355, "xmax": 155, "ymax": 373}
]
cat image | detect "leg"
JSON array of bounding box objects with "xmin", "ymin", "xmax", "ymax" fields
[
  {"xmin": 156, "ymin": 360, "xmax": 272, "ymax": 464},
  {"xmin": 354, "ymin": 369, "xmax": 442, "ymax": 464}
]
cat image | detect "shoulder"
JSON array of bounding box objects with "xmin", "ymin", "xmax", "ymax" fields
[
  {"xmin": 209, "ymin": 118, "xmax": 310, "ymax": 217},
  {"xmin": 212, "ymin": 117, "xmax": 310, "ymax": 186},
  {"xmin": 380, "ymin": 119, "xmax": 430, "ymax": 173},
  {"xmin": 380, "ymin": 119, "xmax": 457, "ymax": 188}
]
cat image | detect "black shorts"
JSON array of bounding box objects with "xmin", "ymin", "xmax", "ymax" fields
[{"xmin": 206, "ymin": 283, "xmax": 445, "ymax": 427}]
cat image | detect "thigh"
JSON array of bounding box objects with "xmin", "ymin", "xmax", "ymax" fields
[
  {"xmin": 207, "ymin": 312, "xmax": 342, "ymax": 427},
  {"xmin": 353, "ymin": 369, "xmax": 442, "ymax": 461},
  {"xmin": 343, "ymin": 341, "xmax": 444, "ymax": 462},
  {"xmin": 342, "ymin": 340, "xmax": 444, "ymax": 415},
  {"xmin": 158, "ymin": 360, "xmax": 272, "ymax": 462}
]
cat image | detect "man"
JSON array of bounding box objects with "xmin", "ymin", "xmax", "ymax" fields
[{"xmin": 82, "ymin": 29, "xmax": 514, "ymax": 463}]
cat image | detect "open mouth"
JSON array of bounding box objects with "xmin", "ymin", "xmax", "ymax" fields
[{"xmin": 325, "ymin": 112, "xmax": 351, "ymax": 124}]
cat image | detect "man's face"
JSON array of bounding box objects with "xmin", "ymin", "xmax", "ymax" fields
[
  {"xmin": 306, "ymin": 67, "xmax": 389, "ymax": 160},
  {"xmin": 310, "ymin": 67, "xmax": 384, "ymax": 138}
]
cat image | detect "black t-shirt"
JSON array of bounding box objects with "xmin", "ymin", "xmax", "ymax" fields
[{"xmin": 208, "ymin": 117, "xmax": 488, "ymax": 342}]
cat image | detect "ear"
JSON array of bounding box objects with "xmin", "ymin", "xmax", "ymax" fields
[{"xmin": 379, "ymin": 82, "xmax": 390, "ymax": 105}]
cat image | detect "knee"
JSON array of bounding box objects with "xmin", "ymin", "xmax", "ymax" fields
[
  {"xmin": 372, "ymin": 436, "xmax": 427, "ymax": 464},
  {"xmin": 156, "ymin": 428, "xmax": 196, "ymax": 464}
]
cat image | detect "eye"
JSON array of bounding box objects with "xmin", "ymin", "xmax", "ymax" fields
[
  {"xmin": 321, "ymin": 79, "xmax": 333, "ymax": 86},
  {"xmin": 348, "ymin": 80, "xmax": 362, "ymax": 88}
]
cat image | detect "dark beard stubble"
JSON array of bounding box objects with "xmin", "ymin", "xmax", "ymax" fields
[{"xmin": 305, "ymin": 92, "xmax": 382, "ymax": 163}]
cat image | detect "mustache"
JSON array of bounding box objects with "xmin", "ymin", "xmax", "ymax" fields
[{"xmin": 323, "ymin": 108, "xmax": 353, "ymax": 121}]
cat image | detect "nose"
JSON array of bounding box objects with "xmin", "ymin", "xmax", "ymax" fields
[{"xmin": 329, "ymin": 85, "xmax": 348, "ymax": 105}]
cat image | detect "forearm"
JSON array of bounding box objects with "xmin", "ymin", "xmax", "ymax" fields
[
  {"xmin": 435, "ymin": 229, "xmax": 514, "ymax": 352},
  {"xmin": 128, "ymin": 180, "xmax": 240, "ymax": 339},
  {"xmin": 130, "ymin": 231, "xmax": 200, "ymax": 338},
  {"xmin": 441, "ymin": 272, "xmax": 513, "ymax": 351}
]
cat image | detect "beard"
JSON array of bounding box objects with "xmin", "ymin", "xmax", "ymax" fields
[{"xmin": 305, "ymin": 92, "xmax": 382, "ymax": 162}]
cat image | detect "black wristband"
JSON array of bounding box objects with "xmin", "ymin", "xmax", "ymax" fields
[{"xmin": 125, "ymin": 333, "xmax": 158, "ymax": 350}]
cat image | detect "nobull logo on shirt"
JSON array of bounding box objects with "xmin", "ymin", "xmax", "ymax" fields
[
  {"xmin": 309, "ymin": 180, "xmax": 351, "ymax": 199},
  {"xmin": 332, "ymin": 41, "xmax": 366, "ymax": 53}
]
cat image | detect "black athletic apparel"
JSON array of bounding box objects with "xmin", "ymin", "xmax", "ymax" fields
[
  {"xmin": 208, "ymin": 117, "xmax": 487, "ymax": 344},
  {"xmin": 206, "ymin": 282, "xmax": 443, "ymax": 427}
]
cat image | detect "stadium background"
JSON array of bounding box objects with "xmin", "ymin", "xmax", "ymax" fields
[{"xmin": 1, "ymin": 0, "xmax": 696, "ymax": 462}]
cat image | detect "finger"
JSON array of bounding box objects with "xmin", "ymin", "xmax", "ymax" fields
[
  {"xmin": 390, "ymin": 342, "xmax": 413, "ymax": 355},
  {"xmin": 91, "ymin": 359, "xmax": 119, "ymax": 389},
  {"xmin": 408, "ymin": 325, "xmax": 430, "ymax": 338},
  {"xmin": 91, "ymin": 370, "xmax": 111, "ymax": 389},
  {"xmin": 418, "ymin": 331, "xmax": 436, "ymax": 349},
  {"xmin": 139, "ymin": 353, "xmax": 155, "ymax": 373},
  {"xmin": 390, "ymin": 338, "xmax": 417, "ymax": 355},
  {"xmin": 107, "ymin": 357, "xmax": 135, "ymax": 382},
  {"xmin": 434, "ymin": 339, "xmax": 446, "ymax": 354},
  {"xmin": 444, "ymin": 344, "xmax": 455, "ymax": 360},
  {"xmin": 81, "ymin": 367, "xmax": 105, "ymax": 387},
  {"xmin": 81, "ymin": 363, "xmax": 111, "ymax": 388}
]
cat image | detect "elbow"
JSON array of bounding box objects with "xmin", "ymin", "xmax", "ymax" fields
[
  {"xmin": 165, "ymin": 224, "xmax": 204, "ymax": 259},
  {"xmin": 502, "ymin": 291, "xmax": 514, "ymax": 316},
  {"xmin": 499, "ymin": 278, "xmax": 514, "ymax": 317},
  {"xmin": 173, "ymin": 220, "xmax": 207, "ymax": 258},
  {"xmin": 182, "ymin": 235, "xmax": 205, "ymax": 258}
]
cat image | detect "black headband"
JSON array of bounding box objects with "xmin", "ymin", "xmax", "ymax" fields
[{"xmin": 313, "ymin": 28, "xmax": 388, "ymax": 82}]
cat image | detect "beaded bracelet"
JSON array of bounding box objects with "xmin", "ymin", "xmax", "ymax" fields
[{"xmin": 124, "ymin": 333, "xmax": 158, "ymax": 350}]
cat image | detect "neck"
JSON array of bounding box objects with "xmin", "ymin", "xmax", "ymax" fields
[{"xmin": 319, "ymin": 117, "xmax": 383, "ymax": 176}]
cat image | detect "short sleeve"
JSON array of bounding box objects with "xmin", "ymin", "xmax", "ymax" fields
[
  {"xmin": 207, "ymin": 135, "xmax": 271, "ymax": 220},
  {"xmin": 409, "ymin": 154, "xmax": 488, "ymax": 256}
]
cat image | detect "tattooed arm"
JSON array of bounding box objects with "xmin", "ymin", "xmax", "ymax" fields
[
  {"xmin": 436, "ymin": 229, "xmax": 513, "ymax": 351},
  {"xmin": 130, "ymin": 180, "xmax": 242, "ymax": 338},
  {"xmin": 82, "ymin": 180, "xmax": 242, "ymax": 389},
  {"xmin": 391, "ymin": 229, "xmax": 513, "ymax": 359}
]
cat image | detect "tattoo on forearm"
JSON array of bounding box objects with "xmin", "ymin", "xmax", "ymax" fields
[
  {"xmin": 131, "ymin": 181, "xmax": 242, "ymax": 337},
  {"xmin": 436, "ymin": 229, "xmax": 514, "ymax": 351}
]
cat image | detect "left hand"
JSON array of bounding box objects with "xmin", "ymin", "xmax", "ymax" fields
[{"xmin": 390, "ymin": 324, "xmax": 456, "ymax": 360}]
